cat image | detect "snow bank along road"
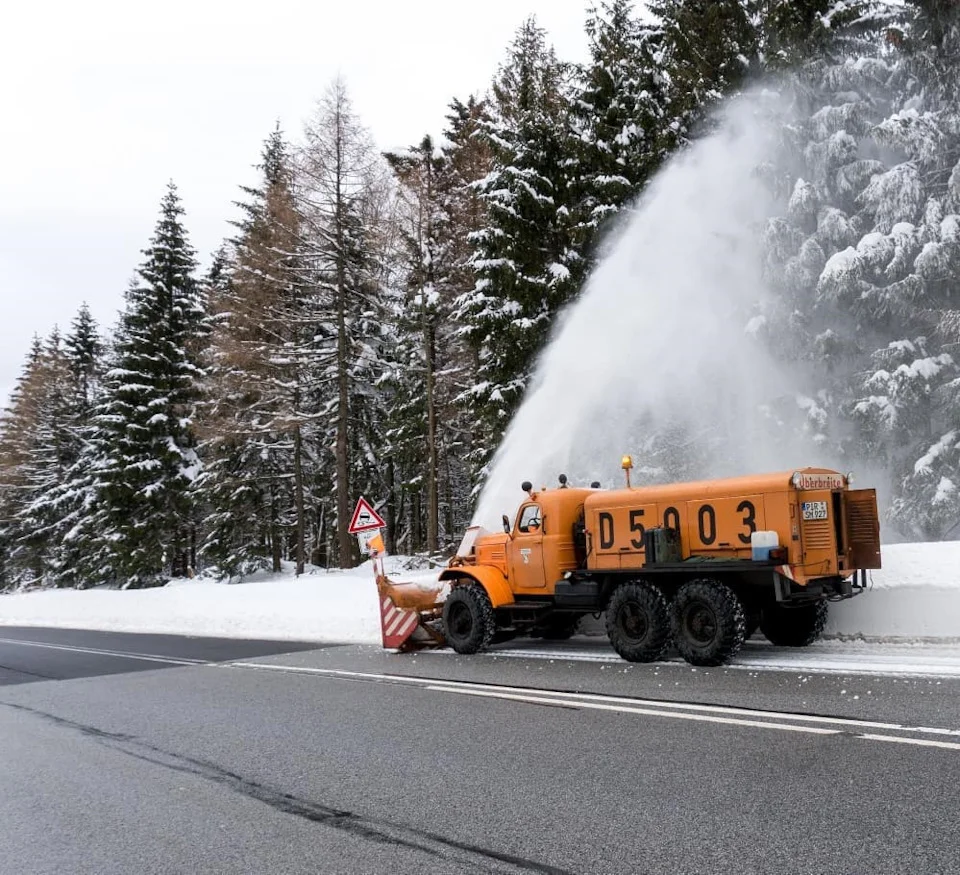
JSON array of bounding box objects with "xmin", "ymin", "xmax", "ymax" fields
[
  {"xmin": 2, "ymin": 627, "xmax": 960, "ymax": 874},
  {"xmin": 4, "ymin": 540, "xmax": 960, "ymax": 646}
]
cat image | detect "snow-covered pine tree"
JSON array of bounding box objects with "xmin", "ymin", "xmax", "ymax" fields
[
  {"xmin": 0, "ymin": 335, "xmax": 61, "ymax": 588},
  {"xmin": 755, "ymin": 0, "xmax": 960, "ymax": 537},
  {"xmin": 460, "ymin": 17, "xmax": 580, "ymax": 481},
  {"xmin": 87, "ymin": 183, "xmax": 207, "ymax": 585},
  {"xmin": 7, "ymin": 329, "xmax": 76, "ymax": 586},
  {"xmin": 19, "ymin": 304, "xmax": 107, "ymax": 587},
  {"xmin": 298, "ymin": 78, "xmax": 392, "ymax": 567},
  {"xmin": 440, "ymin": 96, "xmax": 494, "ymax": 527},
  {"xmin": 759, "ymin": 0, "xmax": 895, "ymax": 69},
  {"xmin": 572, "ymin": 0, "xmax": 672, "ymax": 265},
  {"xmin": 876, "ymin": 0, "xmax": 960, "ymax": 536},
  {"xmin": 199, "ymin": 129, "xmax": 314, "ymax": 575},
  {"xmin": 385, "ymin": 134, "xmax": 477, "ymax": 553},
  {"xmin": 647, "ymin": 0, "xmax": 761, "ymax": 141}
]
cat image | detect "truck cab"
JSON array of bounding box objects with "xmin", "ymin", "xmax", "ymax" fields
[{"xmin": 500, "ymin": 486, "xmax": 593, "ymax": 594}]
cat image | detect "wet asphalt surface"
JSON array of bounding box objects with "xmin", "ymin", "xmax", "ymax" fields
[{"xmin": 1, "ymin": 627, "xmax": 960, "ymax": 874}]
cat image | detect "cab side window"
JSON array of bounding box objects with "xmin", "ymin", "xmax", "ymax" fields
[{"xmin": 518, "ymin": 504, "xmax": 542, "ymax": 533}]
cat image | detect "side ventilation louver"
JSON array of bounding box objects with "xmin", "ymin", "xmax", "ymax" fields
[{"xmin": 844, "ymin": 489, "xmax": 882, "ymax": 570}]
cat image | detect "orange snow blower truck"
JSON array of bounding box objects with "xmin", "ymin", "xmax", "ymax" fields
[{"xmin": 375, "ymin": 460, "xmax": 881, "ymax": 666}]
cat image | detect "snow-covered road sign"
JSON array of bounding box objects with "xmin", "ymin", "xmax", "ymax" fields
[{"xmin": 348, "ymin": 497, "xmax": 386, "ymax": 534}]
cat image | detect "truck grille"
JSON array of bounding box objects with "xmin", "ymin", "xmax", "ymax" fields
[{"xmin": 803, "ymin": 519, "xmax": 833, "ymax": 551}]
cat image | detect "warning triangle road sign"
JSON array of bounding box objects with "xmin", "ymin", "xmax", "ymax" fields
[{"xmin": 348, "ymin": 496, "xmax": 387, "ymax": 534}]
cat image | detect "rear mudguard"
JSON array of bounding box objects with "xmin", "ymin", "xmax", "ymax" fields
[{"xmin": 439, "ymin": 565, "xmax": 514, "ymax": 608}]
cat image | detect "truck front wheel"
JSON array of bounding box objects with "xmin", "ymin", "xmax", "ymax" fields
[
  {"xmin": 442, "ymin": 583, "xmax": 496, "ymax": 654},
  {"xmin": 760, "ymin": 601, "xmax": 828, "ymax": 647},
  {"xmin": 672, "ymin": 579, "xmax": 746, "ymax": 667},
  {"xmin": 605, "ymin": 581, "xmax": 671, "ymax": 662}
]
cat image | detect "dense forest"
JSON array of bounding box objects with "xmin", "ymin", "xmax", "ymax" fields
[{"xmin": 2, "ymin": 0, "xmax": 959, "ymax": 589}]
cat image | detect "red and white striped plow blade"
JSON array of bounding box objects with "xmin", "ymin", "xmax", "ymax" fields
[{"xmin": 379, "ymin": 594, "xmax": 423, "ymax": 650}]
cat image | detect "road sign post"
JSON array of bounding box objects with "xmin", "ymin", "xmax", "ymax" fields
[{"xmin": 349, "ymin": 497, "xmax": 387, "ymax": 573}]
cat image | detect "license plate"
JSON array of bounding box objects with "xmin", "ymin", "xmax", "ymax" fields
[{"xmin": 802, "ymin": 501, "xmax": 828, "ymax": 521}]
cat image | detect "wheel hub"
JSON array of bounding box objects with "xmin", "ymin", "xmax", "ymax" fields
[
  {"xmin": 448, "ymin": 602, "xmax": 472, "ymax": 638},
  {"xmin": 619, "ymin": 601, "xmax": 649, "ymax": 642},
  {"xmin": 684, "ymin": 603, "xmax": 717, "ymax": 645}
]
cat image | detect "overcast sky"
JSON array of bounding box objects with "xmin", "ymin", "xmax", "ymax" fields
[{"xmin": 0, "ymin": 0, "xmax": 594, "ymax": 403}]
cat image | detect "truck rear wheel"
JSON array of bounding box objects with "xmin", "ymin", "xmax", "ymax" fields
[
  {"xmin": 671, "ymin": 579, "xmax": 746, "ymax": 667},
  {"xmin": 760, "ymin": 601, "xmax": 828, "ymax": 647},
  {"xmin": 442, "ymin": 583, "xmax": 496, "ymax": 654},
  {"xmin": 605, "ymin": 582, "xmax": 671, "ymax": 663}
]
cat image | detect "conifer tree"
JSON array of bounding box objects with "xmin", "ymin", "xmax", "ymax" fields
[
  {"xmin": 199, "ymin": 130, "xmax": 312, "ymax": 575},
  {"xmin": 386, "ymin": 134, "xmax": 476, "ymax": 552},
  {"xmin": 648, "ymin": 0, "xmax": 761, "ymax": 140},
  {"xmin": 20, "ymin": 305, "xmax": 107, "ymax": 587},
  {"xmin": 0, "ymin": 337, "xmax": 50, "ymax": 588},
  {"xmin": 460, "ymin": 18, "xmax": 579, "ymax": 478},
  {"xmin": 298, "ymin": 78, "xmax": 391, "ymax": 567},
  {"xmin": 756, "ymin": 0, "xmax": 960, "ymax": 537},
  {"xmin": 573, "ymin": 1, "xmax": 672, "ymax": 264},
  {"xmin": 88, "ymin": 183, "xmax": 207, "ymax": 585}
]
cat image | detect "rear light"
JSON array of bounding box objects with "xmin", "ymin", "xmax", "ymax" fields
[{"xmin": 769, "ymin": 547, "xmax": 788, "ymax": 562}]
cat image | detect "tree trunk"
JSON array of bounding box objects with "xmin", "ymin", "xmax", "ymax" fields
[
  {"xmin": 334, "ymin": 122, "xmax": 355, "ymax": 569},
  {"xmin": 293, "ymin": 421, "xmax": 305, "ymax": 575},
  {"xmin": 270, "ymin": 486, "xmax": 282, "ymax": 573},
  {"xmin": 411, "ymin": 490, "xmax": 422, "ymax": 552},
  {"xmin": 385, "ymin": 456, "xmax": 396, "ymax": 554},
  {"xmin": 425, "ymin": 320, "xmax": 439, "ymax": 553}
]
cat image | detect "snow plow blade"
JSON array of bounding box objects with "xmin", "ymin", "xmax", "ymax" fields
[{"xmin": 375, "ymin": 574, "xmax": 446, "ymax": 651}]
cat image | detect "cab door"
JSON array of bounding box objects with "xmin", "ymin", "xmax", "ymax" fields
[{"xmin": 510, "ymin": 503, "xmax": 547, "ymax": 589}]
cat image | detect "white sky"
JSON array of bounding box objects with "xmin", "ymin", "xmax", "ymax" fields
[{"xmin": 0, "ymin": 0, "xmax": 593, "ymax": 403}]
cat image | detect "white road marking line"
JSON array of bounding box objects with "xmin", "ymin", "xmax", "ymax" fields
[
  {"xmin": 0, "ymin": 637, "xmax": 207, "ymax": 666},
  {"xmin": 431, "ymin": 646, "xmax": 960, "ymax": 680},
  {"xmin": 424, "ymin": 686, "xmax": 840, "ymax": 735},
  {"xmin": 859, "ymin": 734, "xmax": 960, "ymax": 752},
  {"xmin": 227, "ymin": 662, "xmax": 960, "ymax": 741},
  {"xmin": 423, "ymin": 679, "xmax": 911, "ymax": 733}
]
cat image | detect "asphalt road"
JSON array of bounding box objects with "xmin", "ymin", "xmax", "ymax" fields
[{"xmin": 2, "ymin": 627, "xmax": 960, "ymax": 874}]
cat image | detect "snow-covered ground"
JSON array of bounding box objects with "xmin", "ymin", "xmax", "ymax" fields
[
  {"xmin": 1, "ymin": 542, "xmax": 959, "ymax": 650},
  {"xmin": 0, "ymin": 559, "xmax": 394, "ymax": 643}
]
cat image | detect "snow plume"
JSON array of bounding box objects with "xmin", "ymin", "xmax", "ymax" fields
[{"xmin": 474, "ymin": 93, "xmax": 835, "ymax": 529}]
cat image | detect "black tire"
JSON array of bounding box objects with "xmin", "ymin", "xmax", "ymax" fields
[
  {"xmin": 671, "ymin": 579, "xmax": 746, "ymax": 667},
  {"xmin": 605, "ymin": 581, "xmax": 671, "ymax": 662},
  {"xmin": 442, "ymin": 583, "xmax": 496, "ymax": 654},
  {"xmin": 536, "ymin": 615, "xmax": 581, "ymax": 640},
  {"xmin": 760, "ymin": 601, "xmax": 828, "ymax": 647}
]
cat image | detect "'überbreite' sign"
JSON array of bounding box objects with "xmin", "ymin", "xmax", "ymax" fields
[{"xmin": 796, "ymin": 472, "xmax": 845, "ymax": 491}]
